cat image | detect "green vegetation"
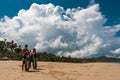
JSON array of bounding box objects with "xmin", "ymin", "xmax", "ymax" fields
[
  {"xmin": 0, "ymin": 39, "xmax": 22, "ymax": 60},
  {"xmin": 0, "ymin": 39, "xmax": 120, "ymax": 63},
  {"xmin": 37, "ymin": 53, "xmax": 120, "ymax": 63}
]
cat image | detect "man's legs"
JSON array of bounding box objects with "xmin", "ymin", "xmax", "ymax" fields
[{"xmin": 22, "ymin": 59, "xmax": 25, "ymax": 71}]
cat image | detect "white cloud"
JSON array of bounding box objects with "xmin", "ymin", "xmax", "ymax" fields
[
  {"xmin": 0, "ymin": 3, "xmax": 120, "ymax": 58},
  {"xmin": 111, "ymin": 48, "xmax": 120, "ymax": 54}
]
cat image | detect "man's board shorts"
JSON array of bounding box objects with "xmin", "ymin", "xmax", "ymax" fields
[{"xmin": 22, "ymin": 54, "xmax": 30, "ymax": 63}]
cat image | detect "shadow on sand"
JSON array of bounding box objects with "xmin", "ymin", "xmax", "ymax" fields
[
  {"xmin": 28, "ymin": 68, "xmax": 45, "ymax": 72},
  {"xmin": 36, "ymin": 68, "xmax": 45, "ymax": 70},
  {"xmin": 28, "ymin": 70, "xmax": 39, "ymax": 72}
]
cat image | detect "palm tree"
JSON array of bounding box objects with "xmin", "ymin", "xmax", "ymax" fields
[
  {"xmin": 3, "ymin": 39, "xmax": 7, "ymax": 50},
  {"xmin": 9, "ymin": 40, "xmax": 17, "ymax": 53}
]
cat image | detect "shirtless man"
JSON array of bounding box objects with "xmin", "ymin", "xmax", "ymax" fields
[{"xmin": 22, "ymin": 44, "xmax": 29, "ymax": 71}]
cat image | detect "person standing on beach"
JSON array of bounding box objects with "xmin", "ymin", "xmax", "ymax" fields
[
  {"xmin": 30, "ymin": 48, "xmax": 37, "ymax": 70},
  {"xmin": 22, "ymin": 44, "xmax": 29, "ymax": 71}
]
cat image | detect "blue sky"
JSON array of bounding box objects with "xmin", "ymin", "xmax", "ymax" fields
[{"xmin": 0, "ymin": 0, "xmax": 119, "ymax": 26}]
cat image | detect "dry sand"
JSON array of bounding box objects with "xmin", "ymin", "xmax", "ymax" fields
[{"xmin": 0, "ymin": 61, "xmax": 120, "ymax": 80}]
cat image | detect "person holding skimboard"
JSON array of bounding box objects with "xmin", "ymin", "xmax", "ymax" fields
[{"xmin": 30, "ymin": 48, "xmax": 37, "ymax": 70}]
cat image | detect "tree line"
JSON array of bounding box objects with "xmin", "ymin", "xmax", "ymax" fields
[
  {"xmin": 0, "ymin": 39, "xmax": 22, "ymax": 60},
  {"xmin": 0, "ymin": 39, "xmax": 120, "ymax": 63}
]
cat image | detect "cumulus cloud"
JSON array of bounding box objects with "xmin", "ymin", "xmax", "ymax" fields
[
  {"xmin": 111, "ymin": 48, "xmax": 120, "ymax": 54},
  {"xmin": 0, "ymin": 3, "xmax": 120, "ymax": 58}
]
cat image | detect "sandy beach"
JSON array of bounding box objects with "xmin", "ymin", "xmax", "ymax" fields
[{"xmin": 0, "ymin": 61, "xmax": 120, "ymax": 80}]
